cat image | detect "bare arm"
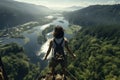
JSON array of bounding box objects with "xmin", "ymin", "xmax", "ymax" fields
[
  {"xmin": 44, "ymin": 40, "xmax": 52, "ymax": 60},
  {"xmin": 65, "ymin": 40, "xmax": 76, "ymax": 58}
]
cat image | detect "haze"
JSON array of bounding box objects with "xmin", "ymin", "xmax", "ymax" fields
[{"xmin": 14, "ymin": 0, "xmax": 120, "ymax": 9}]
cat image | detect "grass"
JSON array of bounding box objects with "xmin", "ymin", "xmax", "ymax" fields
[{"xmin": 65, "ymin": 25, "xmax": 81, "ymax": 35}]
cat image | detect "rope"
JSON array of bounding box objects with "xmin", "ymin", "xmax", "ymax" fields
[{"xmin": 65, "ymin": 69, "xmax": 77, "ymax": 80}]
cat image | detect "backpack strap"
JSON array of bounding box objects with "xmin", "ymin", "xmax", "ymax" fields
[
  {"xmin": 53, "ymin": 38, "xmax": 65, "ymax": 58},
  {"xmin": 54, "ymin": 38, "xmax": 64, "ymax": 46}
]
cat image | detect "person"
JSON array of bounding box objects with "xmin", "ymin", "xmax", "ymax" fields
[{"xmin": 44, "ymin": 26, "xmax": 76, "ymax": 80}]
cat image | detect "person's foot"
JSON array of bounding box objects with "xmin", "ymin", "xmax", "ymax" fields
[{"xmin": 64, "ymin": 76, "xmax": 67, "ymax": 80}]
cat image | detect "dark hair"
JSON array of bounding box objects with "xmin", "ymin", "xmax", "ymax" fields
[{"xmin": 53, "ymin": 26, "xmax": 64, "ymax": 39}]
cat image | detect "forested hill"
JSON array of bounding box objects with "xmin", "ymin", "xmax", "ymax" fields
[
  {"xmin": 0, "ymin": 0, "xmax": 52, "ymax": 29},
  {"xmin": 66, "ymin": 25, "xmax": 120, "ymax": 79},
  {"xmin": 64, "ymin": 4, "xmax": 120, "ymax": 26},
  {"xmin": 63, "ymin": 4, "xmax": 120, "ymax": 80}
]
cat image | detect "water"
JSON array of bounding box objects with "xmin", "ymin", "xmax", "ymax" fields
[
  {"xmin": 38, "ymin": 17, "xmax": 71, "ymax": 60},
  {"xmin": 0, "ymin": 15, "xmax": 70, "ymax": 62}
]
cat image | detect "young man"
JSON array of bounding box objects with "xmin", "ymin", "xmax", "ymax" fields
[{"xmin": 44, "ymin": 26, "xmax": 75, "ymax": 80}]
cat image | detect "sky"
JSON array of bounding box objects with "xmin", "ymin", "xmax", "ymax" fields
[{"xmin": 14, "ymin": 0, "xmax": 120, "ymax": 8}]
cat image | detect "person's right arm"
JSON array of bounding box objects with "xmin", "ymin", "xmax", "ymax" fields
[{"xmin": 44, "ymin": 40, "xmax": 52, "ymax": 60}]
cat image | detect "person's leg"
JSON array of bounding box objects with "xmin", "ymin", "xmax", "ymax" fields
[
  {"xmin": 51, "ymin": 67, "xmax": 55, "ymax": 80},
  {"xmin": 62, "ymin": 67, "xmax": 67, "ymax": 80},
  {"xmin": 50, "ymin": 58, "xmax": 58, "ymax": 80},
  {"xmin": 61, "ymin": 60, "xmax": 67, "ymax": 80},
  {"xmin": 61, "ymin": 57, "xmax": 67, "ymax": 80}
]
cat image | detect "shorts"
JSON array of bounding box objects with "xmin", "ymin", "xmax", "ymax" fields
[{"xmin": 49, "ymin": 56, "xmax": 67, "ymax": 68}]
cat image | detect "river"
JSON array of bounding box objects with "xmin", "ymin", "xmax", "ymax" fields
[{"xmin": 0, "ymin": 14, "xmax": 71, "ymax": 68}]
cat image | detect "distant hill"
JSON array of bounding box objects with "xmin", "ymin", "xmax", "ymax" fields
[
  {"xmin": 64, "ymin": 6, "xmax": 83, "ymax": 11},
  {"xmin": 64, "ymin": 4, "xmax": 120, "ymax": 26},
  {"xmin": 0, "ymin": 0, "xmax": 52, "ymax": 29}
]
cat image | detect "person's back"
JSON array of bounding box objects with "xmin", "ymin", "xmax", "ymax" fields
[
  {"xmin": 44, "ymin": 26, "xmax": 76, "ymax": 80},
  {"xmin": 52, "ymin": 37, "xmax": 66, "ymax": 60}
]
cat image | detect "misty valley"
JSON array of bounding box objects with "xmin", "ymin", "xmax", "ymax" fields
[{"xmin": 0, "ymin": 0, "xmax": 120, "ymax": 80}]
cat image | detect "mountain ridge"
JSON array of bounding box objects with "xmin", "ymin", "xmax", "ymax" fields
[
  {"xmin": 63, "ymin": 4, "xmax": 120, "ymax": 80},
  {"xmin": 0, "ymin": 0, "xmax": 52, "ymax": 29},
  {"xmin": 64, "ymin": 4, "xmax": 120, "ymax": 26},
  {"xmin": 64, "ymin": 6, "xmax": 83, "ymax": 11}
]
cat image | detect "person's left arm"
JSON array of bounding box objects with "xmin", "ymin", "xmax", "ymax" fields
[{"xmin": 65, "ymin": 39, "xmax": 76, "ymax": 59}]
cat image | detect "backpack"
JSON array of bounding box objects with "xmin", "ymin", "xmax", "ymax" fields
[{"xmin": 53, "ymin": 38, "xmax": 65, "ymax": 59}]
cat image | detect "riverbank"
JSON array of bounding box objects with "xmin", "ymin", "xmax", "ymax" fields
[
  {"xmin": 0, "ymin": 13, "xmax": 82, "ymax": 70},
  {"xmin": 0, "ymin": 17, "xmax": 55, "ymax": 39}
]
